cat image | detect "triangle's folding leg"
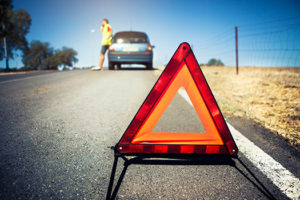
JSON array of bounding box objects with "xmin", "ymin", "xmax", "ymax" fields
[
  {"xmin": 106, "ymin": 150, "xmax": 130, "ymax": 200},
  {"xmin": 106, "ymin": 153, "xmax": 119, "ymax": 200}
]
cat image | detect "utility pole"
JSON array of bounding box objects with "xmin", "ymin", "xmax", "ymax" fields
[{"xmin": 235, "ymin": 26, "xmax": 239, "ymax": 75}]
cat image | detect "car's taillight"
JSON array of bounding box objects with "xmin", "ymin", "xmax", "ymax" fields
[
  {"xmin": 109, "ymin": 45, "xmax": 115, "ymax": 52},
  {"xmin": 146, "ymin": 44, "xmax": 152, "ymax": 52}
]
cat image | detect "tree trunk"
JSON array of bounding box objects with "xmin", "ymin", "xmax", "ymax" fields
[{"xmin": 5, "ymin": 56, "xmax": 9, "ymax": 71}]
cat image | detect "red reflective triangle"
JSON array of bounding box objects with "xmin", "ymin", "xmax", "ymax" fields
[{"xmin": 116, "ymin": 43, "xmax": 238, "ymax": 156}]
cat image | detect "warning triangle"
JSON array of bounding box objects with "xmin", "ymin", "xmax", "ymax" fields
[{"xmin": 116, "ymin": 43, "xmax": 238, "ymax": 156}]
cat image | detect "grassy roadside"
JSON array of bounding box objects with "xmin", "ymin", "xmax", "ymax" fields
[{"xmin": 155, "ymin": 66, "xmax": 300, "ymax": 150}]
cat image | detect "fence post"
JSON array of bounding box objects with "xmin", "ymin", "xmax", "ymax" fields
[{"xmin": 235, "ymin": 26, "xmax": 239, "ymax": 75}]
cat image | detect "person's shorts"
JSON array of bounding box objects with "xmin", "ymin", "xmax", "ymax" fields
[{"xmin": 101, "ymin": 45, "xmax": 110, "ymax": 54}]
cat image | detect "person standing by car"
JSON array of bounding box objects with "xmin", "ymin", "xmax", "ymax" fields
[{"xmin": 92, "ymin": 19, "xmax": 112, "ymax": 70}]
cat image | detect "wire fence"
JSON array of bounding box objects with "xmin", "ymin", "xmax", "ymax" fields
[{"xmin": 195, "ymin": 17, "xmax": 300, "ymax": 67}]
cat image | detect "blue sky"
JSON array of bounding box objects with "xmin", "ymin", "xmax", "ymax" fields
[{"xmin": 3, "ymin": 0, "xmax": 300, "ymax": 68}]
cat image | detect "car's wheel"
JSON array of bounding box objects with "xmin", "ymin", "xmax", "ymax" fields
[
  {"xmin": 108, "ymin": 62, "xmax": 114, "ymax": 70},
  {"xmin": 146, "ymin": 62, "xmax": 153, "ymax": 70},
  {"xmin": 116, "ymin": 64, "xmax": 121, "ymax": 70}
]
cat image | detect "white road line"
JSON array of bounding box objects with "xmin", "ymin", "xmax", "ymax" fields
[{"xmin": 178, "ymin": 88, "xmax": 300, "ymax": 200}]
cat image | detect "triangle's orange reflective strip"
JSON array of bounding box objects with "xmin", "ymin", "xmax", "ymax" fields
[{"xmin": 131, "ymin": 62, "xmax": 223, "ymax": 145}]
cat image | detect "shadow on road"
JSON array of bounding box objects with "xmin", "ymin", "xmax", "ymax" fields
[
  {"xmin": 116, "ymin": 67, "xmax": 157, "ymax": 71},
  {"xmin": 105, "ymin": 155, "xmax": 277, "ymax": 200}
]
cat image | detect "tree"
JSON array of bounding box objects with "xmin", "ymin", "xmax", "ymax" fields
[
  {"xmin": 57, "ymin": 47, "xmax": 78, "ymax": 67},
  {"xmin": 41, "ymin": 52, "xmax": 60, "ymax": 70},
  {"xmin": 0, "ymin": 0, "xmax": 31, "ymax": 70},
  {"xmin": 22, "ymin": 40, "xmax": 53, "ymax": 70},
  {"xmin": 207, "ymin": 58, "xmax": 224, "ymax": 66},
  {"xmin": 42, "ymin": 47, "xmax": 78, "ymax": 70},
  {"xmin": 23, "ymin": 41, "xmax": 78, "ymax": 70}
]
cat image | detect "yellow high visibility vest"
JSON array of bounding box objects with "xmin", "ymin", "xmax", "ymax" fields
[{"xmin": 102, "ymin": 24, "xmax": 112, "ymax": 46}]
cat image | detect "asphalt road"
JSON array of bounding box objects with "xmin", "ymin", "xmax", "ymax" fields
[{"xmin": 0, "ymin": 69, "xmax": 299, "ymax": 199}]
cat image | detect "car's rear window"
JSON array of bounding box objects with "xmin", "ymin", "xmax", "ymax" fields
[{"xmin": 113, "ymin": 32, "xmax": 148, "ymax": 43}]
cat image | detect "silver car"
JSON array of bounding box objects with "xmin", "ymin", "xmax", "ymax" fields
[{"xmin": 108, "ymin": 31, "xmax": 153, "ymax": 70}]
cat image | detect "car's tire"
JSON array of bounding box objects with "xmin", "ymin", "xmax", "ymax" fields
[
  {"xmin": 108, "ymin": 62, "xmax": 114, "ymax": 70},
  {"xmin": 146, "ymin": 62, "xmax": 153, "ymax": 70}
]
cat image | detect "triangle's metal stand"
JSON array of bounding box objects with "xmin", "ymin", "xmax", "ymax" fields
[
  {"xmin": 105, "ymin": 147, "xmax": 276, "ymax": 200},
  {"xmin": 106, "ymin": 149, "xmax": 123, "ymax": 200}
]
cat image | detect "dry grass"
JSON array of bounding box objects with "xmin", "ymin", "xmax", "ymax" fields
[
  {"xmin": 201, "ymin": 66, "xmax": 300, "ymax": 149},
  {"xmin": 0, "ymin": 70, "xmax": 53, "ymax": 75},
  {"xmin": 0, "ymin": 71, "xmax": 28, "ymax": 75}
]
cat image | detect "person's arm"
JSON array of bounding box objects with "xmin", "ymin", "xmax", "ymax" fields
[
  {"xmin": 106, "ymin": 26, "xmax": 112, "ymax": 39},
  {"xmin": 107, "ymin": 31, "xmax": 112, "ymax": 39}
]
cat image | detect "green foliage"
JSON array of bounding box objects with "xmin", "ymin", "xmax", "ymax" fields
[
  {"xmin": 56, "ymin": 47, "xmax": 78, "ymax": 67},
  {"xmin": 22, "ymin": 40, "xmax": 78, "ymax": 70},
  {"xmin": 22, "ymin": 40, "xmax": 53, "ymax": 70},
  {"xmin": 8, "ymin": 9, "xmax": 31, "ymax": 53},
  {"xmin": 207, "ymin": 58, "xmax": 224, "ymax": 66},
  {"xmin": 41, "ymin": 56, "xmax": 58, "ymax": 70},
  {"xmin": 0, "ymin": 0, "xmax": 31, "ymax": 62},
  {"xmin": 0, "ymin": 0, "xmax": 13, "ymax": 43}
]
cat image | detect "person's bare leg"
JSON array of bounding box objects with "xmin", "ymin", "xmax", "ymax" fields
[{"xmin": 98, "ymin": 53, "xmax": 105, "ymax": 70}]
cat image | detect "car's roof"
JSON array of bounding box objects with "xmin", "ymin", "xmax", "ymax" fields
[
  {"xmin": 112, "ymin": 31, "xmax": 150, "ymax": 43},
  {"xmin": 114, "ymin": 31, "xmax": 148, "ymax": 36}
]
